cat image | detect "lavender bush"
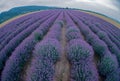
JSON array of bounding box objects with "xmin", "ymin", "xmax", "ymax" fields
[
  {"xmin": 34, "ymin": 38, "xmax": 61, "ymax": 63},
  {"xmin": 27, "ymin": 59, "xmax": 54, "ymax": 81},
  {"xmin": 67, "ymin": 39, "xmax": 94, "ymax": 63},
  {"xmin": 86, "ymin": 33, "xmax": 108, "ymax": 57},
  {"xmin": 66, "ymin": 39, "xmax": 98, "ymax": 81},
  {"xmin": 70, "ymin": 61, "xmax": 98, "ymax": 81},
  {"xmin": 26, "ymin": 38, "xmax": 62, "ymax": 81},
  {"xmin": 105, "ymin": 70, "xmax": 120, "ymax": 81},
  {"xmin": 66, "ymin": 26, "xmax": 82, "ymax": 41},
  {"xmin": 1, "ymin": 13, "xmax": 59, "ymax": 81},
  {"xmin": 98, "ymin": 54, "xmax": 119, "ymax": 75},
  {"xmin": 97, "ymin": 30, "xmax": 120, "ymax": 65}
]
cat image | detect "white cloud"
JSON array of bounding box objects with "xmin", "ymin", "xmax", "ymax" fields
[
  {"xmin": 67, "ymin": 0, "xmax": 119, "ymax": 11},
  {"xmin": 75, "ymin": 0, "xmax": 95, "ymax": 2},
  {"xmin": 0, "ymin": 0, "xmax": 119, "ymax": 12},
  {"xmin": 0, "ymin": 0, "xmax": 119, "ymax": 22},
  {"xmin": 94, "ymin": 0, "xmax": 119, "ymax": 11}
]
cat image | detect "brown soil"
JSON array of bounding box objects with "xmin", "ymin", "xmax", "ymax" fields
[
  {"xmin": 93, "ymin": 54, "xmax": 105, "ymax": 81},
  {"xmin": 54, "ymin": 23, "xmax": 70, "ymax": 81},
  {"xmin": 21, "ymin": 53, "xmax": 33, "ymax": 81}
]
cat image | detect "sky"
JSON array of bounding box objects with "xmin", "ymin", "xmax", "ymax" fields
[{"xmin": 0, "ymin": 0, "xmax": 120, "ymax": 22}]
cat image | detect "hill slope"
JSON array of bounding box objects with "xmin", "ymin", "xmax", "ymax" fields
[{"xmin": 0, "ymin": 6, "xmax": 58, "ymax": 24}]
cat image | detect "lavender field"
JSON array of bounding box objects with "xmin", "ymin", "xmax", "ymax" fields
[{"xmin": 0, "ymin": 9, "xmax": 120, "ymax": 81}]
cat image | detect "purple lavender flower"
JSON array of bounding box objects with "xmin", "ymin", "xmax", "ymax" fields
[
  {"xmin": 67, "ymin": 39, "xmax": 94, "ymax": 63},
  {"xmin": 66, "ymin": 26, "xmax": 82, "ymax": 41},
  {"xmin": 98, "ymin": 54, "xmax": 119, "ymax": 75},
  {"xmin": 70, "ymin": 61, "xmax": 98, "ymax": 81},
  {"xmin": 105, "ymin": 70, "xmax": 120, "ymax": 81},
  {"xmin": 1, "ymin": 12, "xmax": 59, "ymax": 81},
  {"xmin": 27, "ymin": 58, "xmax": 55, "ymax": 81},
  {"xmin": 34, "ymin": 38, "xmax": 61, "ymax": 64}
]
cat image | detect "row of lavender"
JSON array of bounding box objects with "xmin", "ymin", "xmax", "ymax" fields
[
  {"xmin": 71, "ymin": 10, "xmax": 120, "ymax": 49},
  {"xmin": 0, "ymin": 10, "xmax": 62, "ymax": 81},
  {"xmin": 65, "ymin": 11, "xmax": 99, "ymax": 81},
  {"xmin": 26, "ymin": 12, "xmax": 64, "ymax": 81},
  {"xmin": 0, "ymin": 11, "xmax": 54, "ymax": 51},
  {"xmin": 68, "ymin": 10, "xmax": 120, "ymax": 81},
  {"xmin": 0, "ymin": 10, "xmax": 55, "ymax": 72},
  {"xmin": 0, "ymin": 11, "xmax": 48, "ymax": 43}
]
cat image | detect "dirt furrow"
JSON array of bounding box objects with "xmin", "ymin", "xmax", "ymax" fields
[{"xmin": 54, "ymin": 22, "xmax": 70, "ymax": 81}]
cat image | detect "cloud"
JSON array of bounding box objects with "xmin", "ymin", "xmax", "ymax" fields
[
  {"xmin": 65, "ymin": 0, "xmax": 119, "ymax": 11},
  {"xmin": 0, "ymin": 0, "xmax": 119, "ymax": 12},
  {"xmin": 94, "ymin": 0, "xmax": 119, "ymax": 11},
  {"xmin": 0, "ymin": 0, "xmax": 119, "ymax": 22}
]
